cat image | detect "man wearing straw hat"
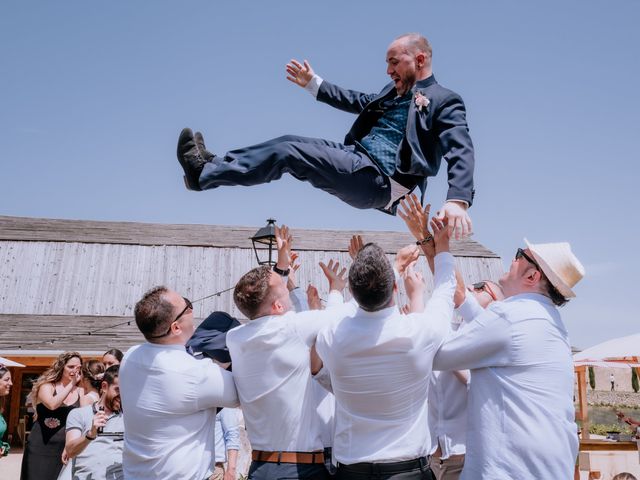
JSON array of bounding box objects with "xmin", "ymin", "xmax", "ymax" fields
[{"xmin": 433, "ymin": 239, "xmax": 585, "ymax": 479}]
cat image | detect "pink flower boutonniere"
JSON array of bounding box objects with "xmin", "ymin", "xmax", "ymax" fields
[{"xmin": 414, "ymin": 92, "xmax": 430, "ymax": 112}]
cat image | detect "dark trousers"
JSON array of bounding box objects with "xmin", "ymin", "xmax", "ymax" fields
[
  {"xmin": 336, "ymin": 457, "xmax": 435, "ymax": 480},
  {"xmin": 247, "ymin": 460, "xmax": 330, "ymax": 480},
  {"xmin": 198, "ymin": 135, "xmax": 391, "ymax": 210}
]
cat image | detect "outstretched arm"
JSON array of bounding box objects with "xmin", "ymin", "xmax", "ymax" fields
[
  {"xmin": 432, "ymin": 93, "xmax": 475, "ymax": 240},
  {"xmin": 398, "ymin": 194, "xmax": 435, "ymax": 273},
  {"xmin": 286, "ymin": 59, "xmax": 315, "ymax": 88}
]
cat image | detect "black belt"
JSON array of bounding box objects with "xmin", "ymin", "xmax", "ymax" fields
[{"xmin": 337, "ymin": 456, "xmax": 429, "ymax": 474}]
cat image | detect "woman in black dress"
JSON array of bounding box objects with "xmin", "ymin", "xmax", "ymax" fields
[{"xmin": 20, "ymin": 351, "xmax": 84, "ymax": 480}]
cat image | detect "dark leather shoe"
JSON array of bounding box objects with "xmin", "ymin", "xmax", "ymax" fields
[
  {"xmin": 194, "ymin": 131, "xmax": 216, "ymax": 162},
  {"xmin": 177, "ymin": 128, "xmax": 209, "ymax": 191}
]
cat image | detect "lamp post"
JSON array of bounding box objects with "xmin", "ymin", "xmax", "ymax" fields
[{"xmin": 250, "ymin": 218, "xmax": 277, "ymax": 266}]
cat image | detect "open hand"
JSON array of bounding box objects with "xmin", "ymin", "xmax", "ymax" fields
[
  {"xmin": 394, "ymin": 244, "xmax": 420, "ymax": 277},
  {"xmin": 319, "ymin": 259, "xmax": 347, "ymax": 293},
  {"xmin": 403, "ymin": 263, "xmax": 426, "ymax": 299},
  {"xmin": 398, "ymin": 194, "xmax": 431, "ymax": 241},
  {"xmin": 286, "ymin": 59, "xmax": 315, "ymax": 88},
  {"xmin": 436, "ymin": 201, "xmax": 472, "ymax": 240},
  {"xmin": 348, "ymin": 235, "xmax": 365, "ymax": 260},
  {"xmin": 275, "ymin": 224, "xmax": 293, "ymax": 268},
  {"xmin": 306, "ymin": 284, "xmax": 322, "ymax": 310},
  {"xmin": 430, "ymin": 217, "xmax": 451, "ymax": 254},
  {"xmin": 286, "ymin": 252, "xmax": 301, "ymax": 291}
]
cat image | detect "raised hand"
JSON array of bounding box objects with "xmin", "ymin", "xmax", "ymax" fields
[
  {"xmin": 306, "ymin": 284, "xmax": 322, "ymax": 310},
  {"xmin": 275, "ymin": 224, "xmax": 293, "ymax": 270},
  {"xmin": 286, "ymin": 59, "xmax": 315, "ymax": 88},
  {"xmin": 436, "ymin": 200, "xmax": 472, "ymax": 241},
  {"xmin": 394, "ymin": 244, "xmax": 420, "ymax": 277},
  {"xmin": 403, "ymin": 263, "xmax": 426, "ymax": 313},
  {"xmin": 398, "ymin": 194, "xmax": 435, "ymax": 260},
  {"xmin": 430, "ymin": 217, "xmax": 451, "ymax": 254},
  {"xmin": 398, "ymin": 194, "xmax": 430, "ymax": 241},
  {"xmin": 319, "ymin": 259, "xmax": 347, "ymax": 293},
  {"xmin": 348, "ymin": 234, "xmax": 365, "ymax": 260},
  {"xmin": 287, "ymin": 252, "xmax": 301, "ymax": 291}
]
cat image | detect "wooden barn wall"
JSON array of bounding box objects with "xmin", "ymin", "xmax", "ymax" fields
[{"xmin": 0, "ymin": 240, "xmax": 504, "ymax": 322}]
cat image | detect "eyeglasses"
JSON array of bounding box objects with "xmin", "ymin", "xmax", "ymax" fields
[
  {"xmin": 148, "ymin": 297, "xmax": 193, "ymax": 339},
  {"xmin": 515, "ymin": 248, "xmax": 540, "ymax": 270},
  {"xmin": 472, "ymin": 281, "xmax": 498, "ymax": 302}
]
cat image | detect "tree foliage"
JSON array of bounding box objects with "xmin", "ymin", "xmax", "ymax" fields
[{"xmin": 589, "ymin": 366, "xmax": 596, "ymax": 390}]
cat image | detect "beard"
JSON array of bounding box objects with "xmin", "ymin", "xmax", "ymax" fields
[{"xmin": 105, "ymin": 395, "xmax": 121, "ymax": 413}]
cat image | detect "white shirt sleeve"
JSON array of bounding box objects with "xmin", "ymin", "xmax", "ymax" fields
[
  {"xmin": 433, "ymin": 305, "xmax": 512, "ymax": 372},
  {"xmin": 195, "ymin": 362, "xmax": 240, "ymax": 410},
  {"xmin": 456, "ymin": 294, "xmax": 484, "ymax": 323},
  {"xmin": 293, "ymin": 293, "xmax": 350, "ymax": 346},
  {"xmin": 219, "ymin": 408, "xmax": 241, "ymax": 451},
  {"xmin": 290, "ymin": 287, "xmax": 309, "ymax": 312},
  {"xmin": 65, "ymin": 407, "xmax": 86, "ymax": 433},
  {"xmin": 304, "ymin": 74, "xmax": 324, "ymax": 98},
  {"xmin": 312, "ymin": 365, "xmax": 333, "ymax": 394},
  {"xmin": 418, "ymin": 252, "xmax": 457, "ymax": 342}
]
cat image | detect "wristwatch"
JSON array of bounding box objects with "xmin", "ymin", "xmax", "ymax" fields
[
  {"xmin": 85, "ymin": 432, "xmax": 96, "ymax": 441},
  {"xmin": 272, "ymin": 265, "xmax": 290, "ymax": 276}
]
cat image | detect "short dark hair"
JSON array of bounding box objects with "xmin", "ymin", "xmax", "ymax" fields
[
  {"xmin": 82, "ymin": 359, "xmax": 105, "ymax": 390},
  {"xmin": 134, "ymin": 286, "xmax": 174, "ymax": 340},
  {"xmin": 103, "ymin": 348, "xmax": 123, "ymax": 363},
  {"xmin": 538, "ymin": 275, "xmax": 568, "ymax": 307},
  {"xmin": 234, "ymin": 266, "xmax": 272, "ymax": 319},
  {"xmin": 349, "ymin": 243, "xmax": 395, "ymax": 312},
  {"xmin": 103, "ymin": 364, "xmax": 119, "ymax": 385}
]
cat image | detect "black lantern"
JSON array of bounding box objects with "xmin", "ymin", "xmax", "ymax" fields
[{"xmin": 250, "ymin": 218, "xmax": 277, "ymax": 266}]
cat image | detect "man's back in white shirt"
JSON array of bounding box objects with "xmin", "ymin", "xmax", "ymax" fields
[
  {"xmin": 434, "ymin": 294, "xmax": 577, "ymax": 479},
  {"xmin": 120, "ymin": 343, "xmax": 239, "ymax": 480},
  {"xmin": 226, "ymin": 294, "xmax": 348, "ymax": 453},
  {"xmin": 315, "ymin": 252, "xmax": 456, "ymax": 465}
]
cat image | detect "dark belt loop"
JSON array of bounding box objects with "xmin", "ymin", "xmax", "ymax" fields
[
  {"xmin": 419, "ymin": 456, "xmax": 426, "ymax": 473},
  {"xmin": 277, "ymin": 451, "xmax": 282, "ymax": 465}
]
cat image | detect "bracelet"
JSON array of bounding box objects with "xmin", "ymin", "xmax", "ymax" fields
[
  {"xmin": 416, "ymin": 234, "xmax": 434, "ymax": 245},
  {"xmin": 272, "ymin": 265, "xmax": 290, "ymax": 276},
  {"xmin": 85, "ymin": 432, "xmax": 96, "ymax": 441}
]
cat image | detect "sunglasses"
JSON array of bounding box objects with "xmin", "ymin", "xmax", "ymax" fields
[
  {"xmin": 148, "ymin": 297, "xmax": 193, "ymax": 339},
  {"xmin": 515, "ymin": 248, "xmax": 540, "ymax": 270},
  {"xmin": 472, "ymin": 281, "xmax": 498, "ymax": 302}
]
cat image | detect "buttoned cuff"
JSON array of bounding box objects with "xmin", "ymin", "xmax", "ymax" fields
[
  {"xmin": 305, "ymin": 74, "xmax": 323, "ymax": 98},
  {"xmin": 456, "ymin": 294, "xmax": 483, "ymax": 323},
  {"xmin": 446, "ymin": 199, "xmax": 469, "ymax": 208},
  {"xmin": 434, "ymin": 252, "xmax": 455, "ymax": 282}
]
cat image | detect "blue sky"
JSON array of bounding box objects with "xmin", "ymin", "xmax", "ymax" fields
[{"xmin": 1, "ymin": 1, "xmax": 638, "ymax": 348}]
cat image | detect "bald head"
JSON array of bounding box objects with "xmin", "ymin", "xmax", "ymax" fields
[
  {"xmin": 394, "ymin": 33, "xmax": 432, "ymax": 61},
  {"xmin": 386, "ymin": 33, "xmax": 433, "ymax": 94}
]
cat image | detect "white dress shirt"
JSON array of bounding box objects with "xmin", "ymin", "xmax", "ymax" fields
[
  {"xmin": 214, "ymin": 407, "xmax": 241, "ymax": 463},
  {"xmin": 428, "ymin": 370, "xmax": 468, "ymax": 459},
  {"xmin": 315, "ymin": 252, "xmax": 456, "ymax": 464},
  {"xmin": 120, "ymin": 343, "xmax": 239, "ymax": 480},
  {"xmin": 434, "ymin": 293, "xmax": 578, "ymax": 479},
  {"xmin": 226, "ymin": 291, "xmax": 351, "ymax": 452}
]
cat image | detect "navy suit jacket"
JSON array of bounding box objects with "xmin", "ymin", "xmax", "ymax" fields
[{"xmin": 317, "ymin": 75, "xmax": 475, "ymax": 206}]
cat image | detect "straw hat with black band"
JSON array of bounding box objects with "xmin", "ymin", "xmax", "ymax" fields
[{"xmin": 524, "ymin": 238, "xmax": 585, "ymax": 299}]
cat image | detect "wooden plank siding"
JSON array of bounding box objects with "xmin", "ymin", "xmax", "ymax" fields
[
  {"xmin": 0, "ymin": 315, "xmax": 143, "ymax": 352},
  {"xmin": 0, "ymin": 215, "xmax": 503, "ymax": 352},
  {"xmin": 0, "ymin": 215, "xmax": 498, "ymax": 257},
  {"xmin": 0, "ymin": 240, "xmax": 503, "ymax": 321}
]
